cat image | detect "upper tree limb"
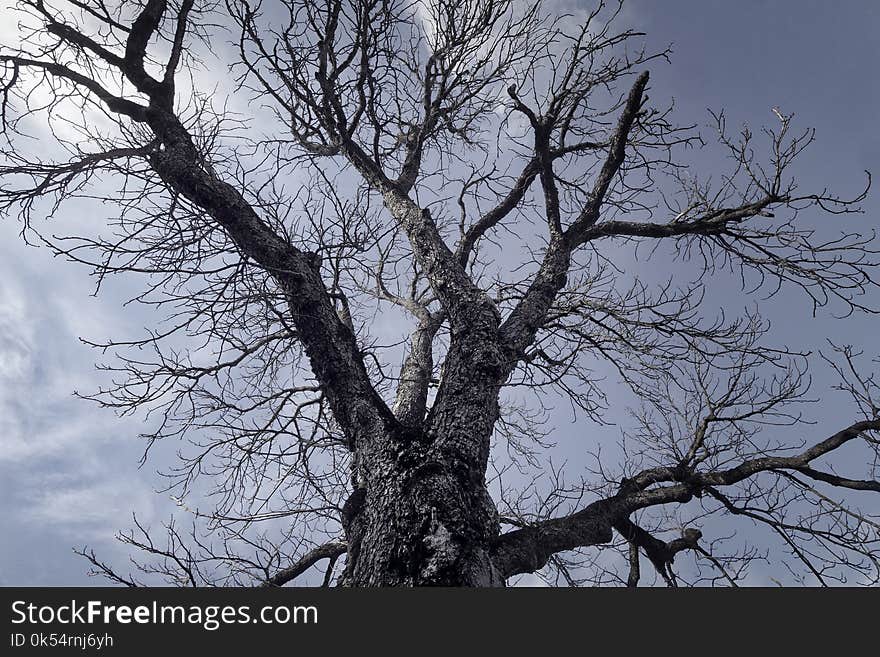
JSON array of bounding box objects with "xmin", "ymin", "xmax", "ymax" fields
[{"xmin": 0, "ymin": 0, "xmax": 398, "ymax": 444}]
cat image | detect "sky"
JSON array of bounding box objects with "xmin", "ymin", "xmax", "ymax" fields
[{"xmin": 0, "ymin": 1, "xmax": 878, "ymax": 586}]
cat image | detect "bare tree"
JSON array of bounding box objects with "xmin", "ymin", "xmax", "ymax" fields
[{"xmin": 1, "ymin": 0, "xmax": 878, "ymax": 587}]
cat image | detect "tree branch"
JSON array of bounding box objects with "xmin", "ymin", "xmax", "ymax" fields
[
  {"xmin": 492, "ymin": 418, "xmax": 879, "ymax": 579},
  {"xmin": 260, "ymin": 542, "xmax": 347, "ymax": 587}
]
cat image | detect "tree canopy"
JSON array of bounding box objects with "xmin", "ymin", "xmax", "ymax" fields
[{"xmin": 1, "ymin": 0, "xmax": 878, "ymax": 586}]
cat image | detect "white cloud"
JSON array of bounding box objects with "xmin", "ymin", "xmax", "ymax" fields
[
  {"xmin": 0, "ymin": 245, "xmax": 125, "ymax": 462},
  {"xmin": 29, "ymin": 475, "xmax": 161, "ymax": 537},
  {"xmin": 0, "ymin": 283, "xmax": 31, "ymax": 379}
]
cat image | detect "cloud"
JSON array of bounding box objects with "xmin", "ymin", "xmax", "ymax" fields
[
  {"xmin": 0, "ymin": 244, "xmax": 117, "ymax": 462},
  {"xmin": 0, "ymin": 218, "xmax": 176, "ymax": 583},
  {"xmin": 0, "ymin": 282, "xmax": 31, "ymax": 378}
]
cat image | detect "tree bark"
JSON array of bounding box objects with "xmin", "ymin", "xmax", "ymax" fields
[
  {"xmin": 341, "ymin": 423, "xmax": 503, "ymax": 586},
  {"xmin": 343, "ymin": 329, "xmax": 509, "ymax": 586}
]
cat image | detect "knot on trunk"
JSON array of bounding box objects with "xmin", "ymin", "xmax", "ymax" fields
[{"xmin": 420, "ymin": 520, "xmax": 462, "ymax": 581}]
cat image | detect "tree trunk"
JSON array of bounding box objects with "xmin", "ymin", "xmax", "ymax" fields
[
  {"xmin": 342, "ymin": 333, "xmax": 507, "ymax": 586},
  {"xmin": 341, "ymin": 425, "xmax": 503, "ymax": 586},
  {"xmin": 147, "ymin": 113, "xmax": 509, "ymax": 586}
]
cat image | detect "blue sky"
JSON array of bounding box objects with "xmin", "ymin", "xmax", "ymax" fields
[{"xmin": 0, "ymin": 1, "xmax": 878, "ymax": 585}]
